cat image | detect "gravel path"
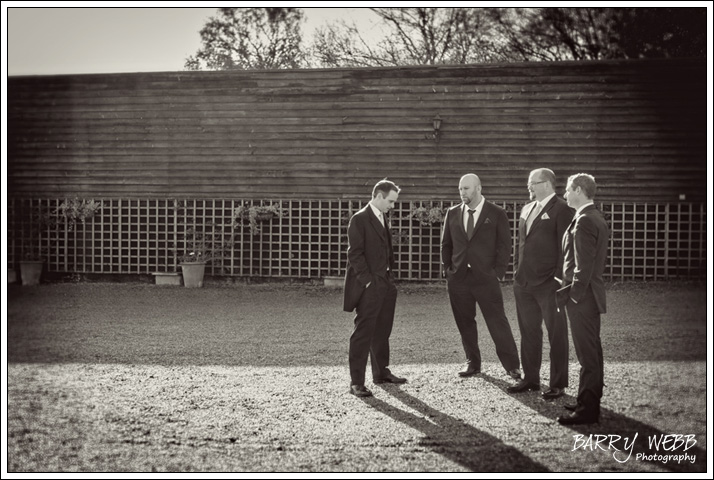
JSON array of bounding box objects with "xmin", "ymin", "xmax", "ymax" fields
[{"xmin": 6, "ymin": 281, "xmax": 708, "ymax": 472}]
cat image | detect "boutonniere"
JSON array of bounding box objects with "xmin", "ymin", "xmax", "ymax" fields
[
  {"xmin": 484, "ymin": 217, "xmax": 491, "ymax": 224},
  {"xmin": 540, "ymin": 212, "xmax": 550, "ymax": 220}
]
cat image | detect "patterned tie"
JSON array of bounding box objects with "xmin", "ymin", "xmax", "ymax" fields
[
  {"xmin": 526, "ymin": 203, "xmax": 542, "ymax": 234},
  {"xmin": 466, "ymin": 209, "xmax": 475, "ymax": 238}
]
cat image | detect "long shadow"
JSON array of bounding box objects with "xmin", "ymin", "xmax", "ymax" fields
[
  {"xmin": 361, "ymin": 384, "xmax": 549, "ymax": 472},
  {"xmin": 481, "ymin": 374, "xmax": 707, "ymax": 473}
]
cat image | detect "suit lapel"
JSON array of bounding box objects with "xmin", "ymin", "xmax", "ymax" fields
[
  {"xmin": 527, "ymin": 197, "xmax": 556, "ymax": 236},
  {"xmin": 368, "ymin": 207, "xmax": 387, "ymax": 241},
  {"xmin": 472, "ymin": 202, "xmax": 488, "ymax": 237},
  {"xmin": 563, "ymin": 206, "xmax": 580, "ymax": 252},
  {"xmin": 521, "ymin": 201, "xmax": 537, "ymax": 238},
  {"xmin": 455, "ymin": 204, "xmax": 468, "ymax": 239}
]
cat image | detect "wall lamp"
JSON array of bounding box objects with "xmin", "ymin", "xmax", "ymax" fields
[{"xmin": 432, "ymin": 114, "xmax": 442, "ymax": 142}]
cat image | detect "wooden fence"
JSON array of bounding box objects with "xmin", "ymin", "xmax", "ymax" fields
[
  {"xmin": 8, "ymin": 58, "xmax": 707, "ymax": 204},
  {"xmin": 7, "ymin": 198, "xmax": 705, "ymax": 281}
]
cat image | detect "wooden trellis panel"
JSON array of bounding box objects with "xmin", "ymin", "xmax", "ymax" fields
[{"xmin": 7, "ymin": 198, "xmax": 706, "ymax": 281}]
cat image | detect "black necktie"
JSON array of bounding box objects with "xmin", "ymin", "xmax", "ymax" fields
[{"xmin": 467, "ymin": 209, "xmax": 475, "ymax": 238}]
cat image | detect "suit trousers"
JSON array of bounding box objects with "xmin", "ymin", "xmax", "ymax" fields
[
  {"xmin": 514, "ymin": 280, "xmax": 569, "ymax": 388},
  {"xmin": 565, "ymin": 288, "xmax": 604, "ymax": 417},
  {"xmin": 348, "ymin": 273, "xmax": 397, "ymax": 385},
  {"xmin": 447, "ymin": 270, "xmax": 520, "ymax": 372}
]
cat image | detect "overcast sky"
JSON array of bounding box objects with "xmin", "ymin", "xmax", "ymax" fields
[{"xmin": 4, "ymin": 6, "xmax": 382, "ymax": 76}]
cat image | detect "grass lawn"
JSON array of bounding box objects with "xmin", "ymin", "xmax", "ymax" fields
[{"xmin": 6, "ymin": 280, "xmax": 709, "ymax": 472}]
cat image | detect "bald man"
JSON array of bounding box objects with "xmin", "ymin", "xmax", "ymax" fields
[{"xmin": 441, "ymin": 174, "xmax": 522, "ymax": 380}]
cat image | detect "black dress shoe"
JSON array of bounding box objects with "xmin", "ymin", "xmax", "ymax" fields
[
  {"xmin": 557, "ymin": 413, "xmax": 598, "ymax": 425},
  {"xmin": 373, "ymin": 373, "xmax": 407, "ymax": 384},
  {"xmin": 542, "ymin": 387, "xmax": 565, "ymax": 400},
  {"xmin": 458, "ymin": 364, "xmax": 481, "ymax": 377},
  {"xmin": 506, "ymin": 379, "xmax": 540, "ymax": 393},
  {"xmin": 564, "ymin": 403, "xmax": 578, "ymax": 412},
  {"xmin": 349, "ymin": 385, "xmax": 373, "ymax": 397}
]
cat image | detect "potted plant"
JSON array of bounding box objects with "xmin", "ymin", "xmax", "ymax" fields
[
  {"xmin": 232, "ymin": 203, "xmax": 287, "ymax": 235},
  {"xmin": 17, "ymin": 202, "xmax": 50, "ymax": 286},
  {"xmin": 51, "ymin": 197, "xmax": 103, "ymax": 231},
  {"xmin": 19, "ymin": 249, "xmax": 45, "ymax": 286},
  {"xmin": 17, "ymin": 197, "xmax": 103, "ymax": 286},
  {"xmin": 176, "ymin": 224, "xmax": 231, "ymax": 288}
]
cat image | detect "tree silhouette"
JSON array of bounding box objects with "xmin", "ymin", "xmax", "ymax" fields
[{"xmin": 185, "ymin": 7, "xmax": 306, "ymax": 70}]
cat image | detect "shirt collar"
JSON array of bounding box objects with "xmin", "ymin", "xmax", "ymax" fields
[
  {"xmin": 576, "ymin": 201, "xmax": 594, "ymax": 216},
  {"xmin": 369, "ymin": 202, "xmax": 383, "ymax": 219},
  {"xmin": 537, "ymin": 192, "xmax": 556, "ymax": 208}
]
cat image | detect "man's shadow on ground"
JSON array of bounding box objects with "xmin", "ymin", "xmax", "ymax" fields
[
  {"xmin": 480, "ymin": 373, "xmax": 706, "ymax": 473},
  {"xmin": 361, "ymin": 384, "xmax": 549, "ymax": 472}
]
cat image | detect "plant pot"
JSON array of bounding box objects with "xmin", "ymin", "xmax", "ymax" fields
[
  {"xmin": 152, "ymin": 272, "xmax": 182, "ymax": 286},
  {"xmin": 323, "ymin": 275, "xmax": 343, "ymax": 288},
  {"xmin": 180, "ymin": 262, "xmax": 207, "ymax": 288},
  {"xmin": 19, "ymin": 261, "xmax": 44, "ymax": 286}
]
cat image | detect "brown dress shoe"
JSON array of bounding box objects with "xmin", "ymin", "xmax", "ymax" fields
[
  {"xmin": 373, "ymin": 373, "xmax": 407, "ymax": 384},
  {"xmin": 506, "ymin": 379, "xmax": 540, "ymax": 393},
  {"xmin": 349, "ymin": 385, "xmax": 373, "ymax": 397}
]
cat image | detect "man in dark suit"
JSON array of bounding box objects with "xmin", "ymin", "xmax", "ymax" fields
[
  {"xmin": 441, "ymin": 174, "xmax": 522, "ymax": 380},
  {"xmin": 343, "ymin": 179, "xmax": 407, "ymax": 397},
  {"xmin": 556, "ymin": 173, "xmax": 609, "ymax": 425},
  {"xmin": 508, "ymin": 169, "xmax": 574, "ymax": 398}
]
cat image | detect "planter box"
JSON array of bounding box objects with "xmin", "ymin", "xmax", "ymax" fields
[
  {"xmin": 19, "ymin": 261, "xmax": 44, "ymax": 286},
  {"xmin": 323, "ymin": 275, "xmax": 343, "ymax": 288},
  {"xmin": 152, "ymin": 272, "xmax": 182, "ymax": 286}
]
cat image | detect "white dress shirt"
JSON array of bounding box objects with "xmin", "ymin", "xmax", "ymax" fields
[
  {"xmin": 369, "ymin": 202, "xmax": 384, "ymax": 227},
  {"xmin": 462, "ymin": 195, "xmax": 485, "ymax": 232},
  {"xmin": 526, "ymin": 192, "xmax": 555, "ymax": 233}
]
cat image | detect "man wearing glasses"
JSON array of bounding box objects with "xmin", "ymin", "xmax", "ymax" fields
[{"xmin": 508, "ymin": 168, "xmax": 574, "ymax": 398}]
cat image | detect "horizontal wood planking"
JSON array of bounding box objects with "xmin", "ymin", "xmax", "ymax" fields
[{"xmin": 8, "ymin": 58, "xmax": 706, "ymax": 202}]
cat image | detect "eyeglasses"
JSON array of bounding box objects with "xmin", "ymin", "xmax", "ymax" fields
[{"xmin": 527, "ymin": 181, "xmax": 547, "ymax": 188}]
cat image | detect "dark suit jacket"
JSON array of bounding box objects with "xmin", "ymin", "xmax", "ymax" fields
[
  {"xmin": 441, "ymin": 201, "xmax": 511, "ymax": 281},
  {"xmin": 514, "ymin": 196, "xmax": 574, "ymax": 288},
  {"xmin": 343, "ymin": 205, "xmax": 395, "ymax": 312},
  {"xmin": 562, "ymin": 204, "xmax": 609, "ymax": 313}
]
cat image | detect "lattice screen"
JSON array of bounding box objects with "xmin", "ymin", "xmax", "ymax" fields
[{"xmin": 7, "ymin": 198, "xmax": 706, "ymax": 281}]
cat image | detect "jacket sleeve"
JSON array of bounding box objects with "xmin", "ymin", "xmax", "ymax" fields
[
  {"xmin": 494, "ymin": 207, "xmax": 511, "ymax": 280},
  {"xmin": 347, "ymin": 214, "xmax": 372, "ymax": 286},
  {"xmin": 440, "ymin": 209, "xmax": 453, "ymax": 276},
  {"xmin": 555, "ymin": 204, "xmax": 575, "ymax": 279},
  {"xmin": 570, "ymin": 215, "xmax": 598, "ymax": 302}
]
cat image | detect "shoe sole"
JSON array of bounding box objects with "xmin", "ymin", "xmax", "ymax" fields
[
  {"xmin": 349, "ymin": 390, "xmax": 373, "ymax": 397},
  {"xmin": 557, "ymin": 418, "xmax": 599, "ymax": 425}
]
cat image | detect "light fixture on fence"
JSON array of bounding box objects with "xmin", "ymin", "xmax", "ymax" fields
[{"xmin": 432, "ymin": 114, "xmax": 442, "ymax": 142}]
